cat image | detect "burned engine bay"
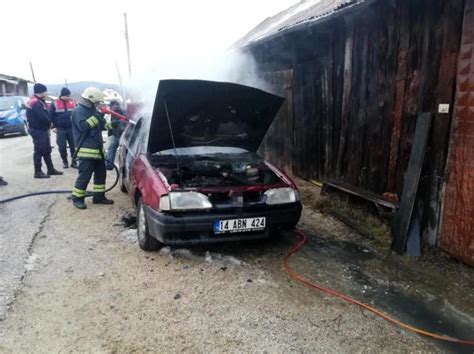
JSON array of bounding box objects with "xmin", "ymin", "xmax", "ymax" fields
[{"xmin": 149, "ymin": 152, "xmax": 283, "ymax": 188}]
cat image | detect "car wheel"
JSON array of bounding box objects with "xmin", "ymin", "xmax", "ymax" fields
[
  {"xmin": 137, "ymin": 197, "xmax": 162, "ymax": 251},
  {"xmin": 20, "ymin": 123, "xmax": 28, "ymax": 136},
  {"xmin": 119, "ymin": 168, "xmax": 127, "ymax": 193}
]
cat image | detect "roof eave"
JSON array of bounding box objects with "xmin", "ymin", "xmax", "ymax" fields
[{"xmin": 240, "ymin": 0, "xmax": 376, "ymax": 51}]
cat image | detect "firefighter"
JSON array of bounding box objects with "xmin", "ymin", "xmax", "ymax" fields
[
  {"xmin": 71, "ymin": 87, "xmax": 114, "ymax": 209},
  {"xmin": 106, "ymin": 100, "xmax": 127, "ymax": 170},
  {"xmin": 26, "ymin": 83, "xmax": 63, "ymax": 179},
  {"xmin": 49, "ymin": 87, "xmax": 77, "ymax": 169}
]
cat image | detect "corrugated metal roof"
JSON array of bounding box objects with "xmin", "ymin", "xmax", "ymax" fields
[
  {"xmin": 236, "ymin": 0, "xmax": 365, "ymax": 47},
  {"xmin": 0, "ymin": 74, "xmax": 31, "ymax": 83}
]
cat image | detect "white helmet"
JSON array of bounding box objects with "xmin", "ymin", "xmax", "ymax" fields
[{"xmin": 81, "ymin": 87, "xmax": 105, "ymax": 103}]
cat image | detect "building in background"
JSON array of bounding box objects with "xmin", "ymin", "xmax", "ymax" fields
[{"xmin": 0, "ymin": 74, "xmax": 30, "ymax": 97}]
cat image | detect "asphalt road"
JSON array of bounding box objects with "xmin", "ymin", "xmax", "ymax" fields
[
  {"xmin": 0, "ymin": 133, "xmax": 472, "ymax": 353},
  {"xmin": 0, "ymin": 134, "xmax": 61, "ymax": 336}
]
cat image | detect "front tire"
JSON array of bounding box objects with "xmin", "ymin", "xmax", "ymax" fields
[{"xmin": 136, "ymin": 198, "xmax": 162, "ymax": 251}]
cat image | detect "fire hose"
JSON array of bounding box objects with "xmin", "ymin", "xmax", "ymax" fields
[{"xmin": 286, "ymin": 228, "xmax": 474, "ymax": 346}]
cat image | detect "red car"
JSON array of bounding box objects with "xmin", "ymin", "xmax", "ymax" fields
[{"xmin": 118, "ymin": 80, "xmax": 302, "ymax": 251}]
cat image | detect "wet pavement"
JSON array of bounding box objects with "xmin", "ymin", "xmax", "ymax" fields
[{"xmin": 299, "ymin": 227, "xmax": 474, "ymax": 353}]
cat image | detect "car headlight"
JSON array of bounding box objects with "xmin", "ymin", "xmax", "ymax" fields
[
  {"xmin": 264, "ymin": 187, "xmax": 299, "ymax": 205},
  {"xmin": 159, "ymin": 192, "xmax": 212, "ymax": 211}
]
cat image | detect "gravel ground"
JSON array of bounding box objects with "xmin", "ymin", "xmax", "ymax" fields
[
  {"xmin": 1, "ymin": 135, "xmax": 473, "ymax": 353},
  {"xmin": 0, "ymin": 194, "xmax": 433, "ymax": 352}
]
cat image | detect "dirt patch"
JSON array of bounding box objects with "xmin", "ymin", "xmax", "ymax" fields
[
  {"xmin": 297, "ymin": 178, "xmax": 393, "ymax": 246},
  {"xmin": 295, "ymin": 179, "xmax": 474, "ymax": 353},
  {"xmin": 1, "ymin": 180, "xmax": 472, "ymax": 352},
  {"xmin": 0, "ymin": 187, "xmax": 439, "ymax": 353}
]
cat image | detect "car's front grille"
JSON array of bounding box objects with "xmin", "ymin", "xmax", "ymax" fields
[
  {"xmin": 243, "ymin": 191, "xmax": 262, "ymax": 203},
  {"xmin": 208, "ymin": 191, "xmax": 266, "ymax": 210},
  {"xmin": 208, "ymin": 192, "xmax": 229, "ymax": 204}
]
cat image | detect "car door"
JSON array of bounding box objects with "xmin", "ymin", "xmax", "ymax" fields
[{"xmin": 122, "ymin": 119, "xmax": 143, "ymax": 192}]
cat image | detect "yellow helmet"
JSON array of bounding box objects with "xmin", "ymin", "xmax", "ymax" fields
[{"xmin": 81, "ymin": 87, "xmax": 105, "ymax": 103}]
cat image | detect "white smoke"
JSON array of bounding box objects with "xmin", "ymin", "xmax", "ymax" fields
[{"xmin": 124, "ymin": 50, "xmax": 270, "ymax": 118}]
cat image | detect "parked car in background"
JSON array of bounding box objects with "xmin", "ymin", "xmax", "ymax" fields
[
  {"xmin": 0, "ymin": 96, "xmax": 29, "ymax": 137},
  {"xmin": 117, "ymin": 79, "xmax": 302, "ymax": 251}
]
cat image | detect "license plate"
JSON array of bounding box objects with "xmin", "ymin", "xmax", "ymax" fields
[{"xmin": 213, "ymin": 217, "xmax": 266, "ymax": 234}]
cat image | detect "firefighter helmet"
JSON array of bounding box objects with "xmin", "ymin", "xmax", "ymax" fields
[{"xmin": 81, "ymin": 87, "xmax": 105, "ymax": 103}]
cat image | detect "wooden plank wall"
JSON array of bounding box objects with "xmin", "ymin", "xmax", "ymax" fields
[
  {"xmin": 440, "ymin": 0, "xmax": 474, "ymax": 266},
  {"xmin": 258, "ymin": 69, "xmax": 295, "ymax": 175},
  {"xmin": 252, "ymin": 0, "xmax": 463, "ymax": 200}
]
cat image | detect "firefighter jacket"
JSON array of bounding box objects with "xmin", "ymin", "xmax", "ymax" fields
[{"xmin": 71, "ymin": 102, "xmax": 112, "ymax": 159}]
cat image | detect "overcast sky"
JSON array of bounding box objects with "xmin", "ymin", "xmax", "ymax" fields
[{"xmin": 2, "ymin": 0, "xmax": 298, "ymax": 85}]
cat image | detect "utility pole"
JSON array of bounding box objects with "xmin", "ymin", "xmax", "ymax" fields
[
  {"xmin": 65, "ymin": 78, "xmax": 68, "ymax": 87},
  {"xmin": 114, "ymin": 57, "xmax": 127, "ymax": 102},
  {"xmin": 29, "ymin": 62, "xmax": 36, "ymax": 83},
  {"xmin": 124, "ymin": 12, "xmax": 132, "ymax": 79}
]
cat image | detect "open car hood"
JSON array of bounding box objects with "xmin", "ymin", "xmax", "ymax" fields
[{"xmin": 147, "ymin": 80, "xmax": 284, "ymax": 154}]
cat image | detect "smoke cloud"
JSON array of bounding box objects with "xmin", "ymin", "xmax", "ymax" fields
[{"xmin": 125, "ymin": 50, "xmax": 270, "ymax": 118}]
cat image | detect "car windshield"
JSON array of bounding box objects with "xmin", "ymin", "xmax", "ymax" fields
[
  {"xmin": 154, "ymin": 146, "xmax": 248, "ymax": 156},
  {"xmin": 0, "ymin": 97, "xmax": 17, "ymax": 111}
]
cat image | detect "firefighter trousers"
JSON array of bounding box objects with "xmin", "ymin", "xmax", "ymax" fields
[{"xmin": 72, "ymin": 158, "xmax": 106, "ymax": 200}]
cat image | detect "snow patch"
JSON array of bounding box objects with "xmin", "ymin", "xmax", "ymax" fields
[
  {"xmin": 24, "ymin": 253, "xmax": 39, "ymax": 271},
  {"xmin": 120, "ymin": 229, "xmax": 137, "ymax": 244},
  {"xmin": 205, "ymin": 251, "xmax": 213, "ymax": 263},
  {"xmin": 159, "ymin": 247, "xmax": 172, "ymax": 256},
  {"xmin": 222, "ymin": 255, "xmax": 243, "ymax": 266},
  {"xmin": 205, "ymin": 251, "xmax": 244, "ymax": 266},
  {"xmin": 158, "ymin": 247, "xmax": 244, "ymax": 267},
  {"xmin": 173, "ymin": 249, "xmax": 194, "ymax": 258}
]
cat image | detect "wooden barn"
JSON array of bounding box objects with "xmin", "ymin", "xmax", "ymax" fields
[{"xmin": 237, "ymin": 0, "xmax": 474, "ymax": 265}]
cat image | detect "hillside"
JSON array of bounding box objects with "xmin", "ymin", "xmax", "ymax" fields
[{"xmin": 29, "ymin": 81, "xmax": 121, "ymax": 98}]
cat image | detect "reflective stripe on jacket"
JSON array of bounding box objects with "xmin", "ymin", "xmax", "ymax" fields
[
  {"xmin": 71, "ymin": 103, "xmax": 107, "ymax": 159},
  {"xmin": 76, "ymin": 147, "xmax": 105, "ymax": 159}
]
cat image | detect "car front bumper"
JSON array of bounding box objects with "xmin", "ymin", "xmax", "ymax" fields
[
  {"xmin": 144, "ymin": 203, "xmax": 302, "ymax": 246},
  {"xmin": 0, "ymin": 120, "xmax": 25, "ymax": 134}
]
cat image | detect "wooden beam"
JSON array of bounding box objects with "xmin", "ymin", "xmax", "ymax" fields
[
  {"xmin": 392, "ymin": 112, "xmax": 433, "ymax": 254},
  {"xmin": 336, "ymin": 17, "xmax": 354, "ymax": 179},
  {"xmin": 322, "ymin": 178, "xmax": 399, "ymax": 210},
  {"xmin": 387, "ymin": 0, "xmax": 410, "ymax": 192}
]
